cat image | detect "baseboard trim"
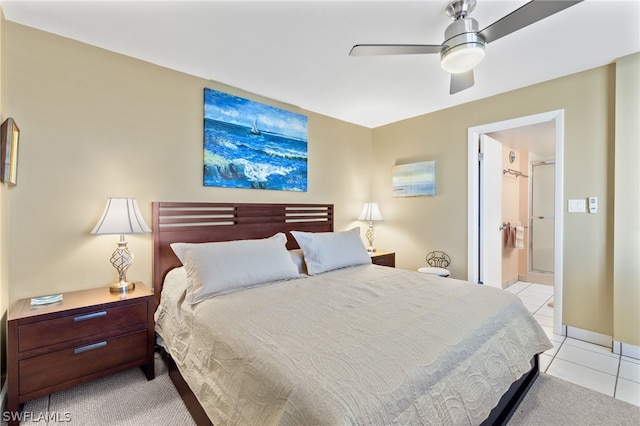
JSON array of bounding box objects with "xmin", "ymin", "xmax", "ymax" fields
[
  {"xmin": 613, "ymin": 341, "xmax": 640, "ymax": 360},
  {"xmin": 526, "ymin": 271, "xmax": 554, "ymax": 286},
  {"xmin": 566, "ymin": 326, "xmax": 613, "ymax": 349},
  {"xmin": 502, "ymin": 276, "xmax": 519, "ymax": 288},
  {"xmin": 565, "ymin": 327, "xmax": 640, "ymax": 359}
]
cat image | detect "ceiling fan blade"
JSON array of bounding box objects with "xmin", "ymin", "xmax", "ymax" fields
[
  {"xmin": 478, "ymin": 0, "xmax": 583, "ymax": 44},
  {"xmin": 349, "ymin": 44, "xmax": 444, "ymax": 56},
  {"xmin": 450, "ymin": 70, "xmax": 474, "ymax": 95}
]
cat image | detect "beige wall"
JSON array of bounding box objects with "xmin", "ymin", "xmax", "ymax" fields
[
  {"xmin": 371, "ymin": 64, "xmax": 634, "ymax": 343},
  {"xmin": 372, "ymin": 113, "xmax": 470, "ymax": 279},
  {"xmin": 3, "ymin": 22, "xmax": 372, "ymax": 303},
  {"xmin": 613, "ymin": 53, "xmax": 640, "ymax": 345}
]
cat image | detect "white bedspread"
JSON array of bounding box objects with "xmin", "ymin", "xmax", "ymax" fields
[{"xmin": 155, "ymin": 265, "xmax": 552, "ymax": 425}]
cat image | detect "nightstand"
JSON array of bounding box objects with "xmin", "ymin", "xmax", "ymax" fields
[
  {"xmin": 6, "ymin": 283, "xmax": 155, "ymax": 424},
  {"xmin": 370, "ymin": 250, "xmax": 395, "ymax": 267}
]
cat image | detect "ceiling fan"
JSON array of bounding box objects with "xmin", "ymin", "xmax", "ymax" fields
[{"xmin": 350, "ymin": 0, "xmax": 583, "ymax": 94}]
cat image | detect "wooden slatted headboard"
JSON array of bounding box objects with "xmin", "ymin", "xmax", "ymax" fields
[{"xmin": 152, "ymin": 202, "xmax": 334, "ymax": 307}]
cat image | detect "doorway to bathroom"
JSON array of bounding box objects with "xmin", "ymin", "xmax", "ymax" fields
[{"xmin": 467, "ymin": 110, "xmax": 565, "ymax": 336}]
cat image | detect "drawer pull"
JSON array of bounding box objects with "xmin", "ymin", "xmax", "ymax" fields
[
  {"xmin": 73, "ymin": 341, "xmax": 107, "ymax": 354},
  {"xmin": 73, "ymin": 311, "xmax": 107, "ymax": 322}
]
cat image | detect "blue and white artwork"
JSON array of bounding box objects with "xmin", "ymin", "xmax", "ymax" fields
[
  {"xmin": 392, "ymin": 161, "xmax": 436, "ymax": 197},
  {"xmin": 203, "ymin": 88, "xmax": 308, "ymax": 191}
]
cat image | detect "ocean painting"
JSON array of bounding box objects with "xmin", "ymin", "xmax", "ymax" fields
[
  {"xmin": 392, "ymin": 161, "xmax": 436, "ymax": 197},
  {"xmin": 203, "ymin": 88, "xmax": 308, "ymax": 191}
]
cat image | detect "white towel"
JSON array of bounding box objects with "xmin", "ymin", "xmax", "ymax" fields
[{"xmin": 515, "ymin": 225, "xmax": 524, "ymax": 249}]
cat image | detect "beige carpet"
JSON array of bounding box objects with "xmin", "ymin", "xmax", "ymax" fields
[
  {"xmin": 14, "ymin": 355, "xmax": 639, "ymax": 425},
  {"xmin": 508, "ymin": 373, "xmax": 639, "ymax": 426},
  {"xmin": 19, "ymin": 353, "xmax": 195, "ymax": 426}
]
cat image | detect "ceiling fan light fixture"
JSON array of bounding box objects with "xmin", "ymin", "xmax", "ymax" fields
[
  {"xmin": 440, "ymin": 16, "xmax": 485, "ymax": 74},
  {"xmin": 441, "ymin": 42, "xmax": 485, "ymax": 73},
  {"xmin": 349, "ymin": 0, "xmax": 584, "ymax": 94}
]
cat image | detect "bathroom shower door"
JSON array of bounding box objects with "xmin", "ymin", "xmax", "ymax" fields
[{"xmin": 530, "ymin": 162, "xmax": 555, "ymax": 273}]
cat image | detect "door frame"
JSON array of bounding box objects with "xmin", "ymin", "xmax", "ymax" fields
[{"xmin": 467, "ymin": 109, "xmax": 566, "ymax": 335}]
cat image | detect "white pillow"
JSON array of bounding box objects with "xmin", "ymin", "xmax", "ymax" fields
[
  {"xmin": 170, "ymin": 242, "xmax": 191, "ymax": 264},
  {"xmin": 290, "ymin": 228, "xmax": 371, "ymax": 275},
  {"xmin": 174, "ymin": 233, "xmax": 300, "ymax": 304},
  {"xmin": 289, "ymin": 249, "xmax": 308, "ymax": 275}
]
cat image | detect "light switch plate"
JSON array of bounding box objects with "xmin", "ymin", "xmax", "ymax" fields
[{"xmin": 568, "ymin": 199, "xmax": 586, "ymax": 213}]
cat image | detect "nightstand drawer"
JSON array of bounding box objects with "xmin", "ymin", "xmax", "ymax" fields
[
  {"xmin": 18, "ymin": 302, "xmax": 148, "ymax": 352},
  {"xmin": 371, "ymin": 251, "xmax": 395, "ymax": 267},
  {"xmin": 19, "ymin": 330, "xmax": 147, "ymax": 396}
]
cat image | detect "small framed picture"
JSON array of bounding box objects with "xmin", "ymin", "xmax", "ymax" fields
[
  {"xmin": 392, "ymin": 160, "xmax": 436, "ymax": 197},
  {"xmin": 1, "ymin": 118, "xmax": 20, "ymax": 186}
]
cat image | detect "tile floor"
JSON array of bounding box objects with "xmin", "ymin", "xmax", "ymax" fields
[{"xmin": 505, "ymin": 281, "xmax": 640, "ymax": 407}]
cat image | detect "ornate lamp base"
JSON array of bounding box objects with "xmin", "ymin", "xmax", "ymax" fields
[
  {"xmin": 109, "ymin": 235, "xmax": 135, "ymax": 293},
  {"xmin": 366, "ymin": 222, "xmax": 376, "ymax": 253},
  {"xmin": 110, "ymin": 281, "xmax": 135, "ymax": 293}
]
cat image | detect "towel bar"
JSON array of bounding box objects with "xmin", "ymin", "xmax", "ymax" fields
[
  {"xmin": 502, "ymin": 168, "xmax": 529, "ymax": 178},
  {"xmin": 500, "ymin": 222, "xmax": 529, "ymax": 231}
]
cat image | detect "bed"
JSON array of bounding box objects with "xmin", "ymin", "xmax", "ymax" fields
[{"xmin": 152, "ymin": 202, "xmax": 552, "ymax": 425}]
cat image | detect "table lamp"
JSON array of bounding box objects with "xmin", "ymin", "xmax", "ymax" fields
[
  {"xmin": 91, "ymin": 198, "xmax": 150, "ymax": 292},
  {"xmin": 358, "ymin": 202, "xmax": 383, "ymax": 253}
]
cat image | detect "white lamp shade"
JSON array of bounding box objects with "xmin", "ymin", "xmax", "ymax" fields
[
  {"xmin": 358, "ymin": 203, "xmax": 383, "ymax": 222},
  {"xmin": 91, "ymin": 198, "xmax": 151, "ymax": 235}
]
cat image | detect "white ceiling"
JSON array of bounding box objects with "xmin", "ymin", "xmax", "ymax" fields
[
  {"xmin": 1, "ymin": 0, "xmax": 639, "ymax": 128},
  {"xmin": 489, "ymin": 121, "xmax": 555, "ymax": 158}
]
